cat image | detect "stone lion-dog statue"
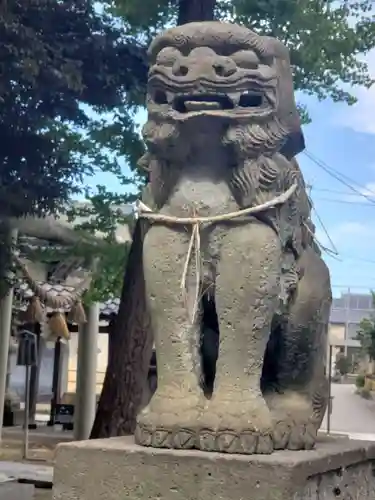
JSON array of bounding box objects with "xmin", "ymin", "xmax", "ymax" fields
[{"xmin": 134, "ymin": 21, "xmax": 332, "ymax": 455}]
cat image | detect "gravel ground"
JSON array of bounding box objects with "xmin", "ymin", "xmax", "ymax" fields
[
  {"xmin": 34, "ymin": 488, "xmax": 51, "ymax": 500},
  {"xmin": 321, "ymin": 383, "xmax": 375, "ymax": 435}
]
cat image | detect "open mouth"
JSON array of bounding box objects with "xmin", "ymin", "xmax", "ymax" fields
[
  {"xmin": 173, "ymin": 94, "xmax": 235, "ymax": 112},
  {"xmin": 172, "ymin": 92, "xmax": 264, "ymax": 113},
  {"xmin": 152, "ymin": 90, "xmax": 266, "ymax": 113}
]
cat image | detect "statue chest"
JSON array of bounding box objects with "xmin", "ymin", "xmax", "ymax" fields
[{"xmin": 165, "ymin": 176, "xmax": 237, "ymax": 218}]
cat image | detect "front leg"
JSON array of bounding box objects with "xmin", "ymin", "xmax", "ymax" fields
[
  {"xmin": 198, "ymin": 220, "xmax": 282, "ymax": 454},
  {"xmin": 135, "ymin": 224, "xmax": 205, "ymax": 450}
]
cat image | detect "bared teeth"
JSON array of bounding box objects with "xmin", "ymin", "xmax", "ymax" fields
[
  {"xmin": 166, "ymin": 91, "xmax": 174, "ymax": 104},
  {"xmin": 230, "ymin": 93, "xmax": 241, "ymax": 106},
  {"xmin": 184, "ymin": 101, "xmax": 222, "ymax": 111}
]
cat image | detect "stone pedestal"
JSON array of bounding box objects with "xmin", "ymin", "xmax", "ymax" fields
[{"xmin": 53, "ymin": 436, "xmax": 375, "ymax": 500}]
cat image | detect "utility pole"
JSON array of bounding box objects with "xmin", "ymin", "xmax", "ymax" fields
[{"xmin": 344, "ymin": 287, "xmax": 350, "ymax": 357}]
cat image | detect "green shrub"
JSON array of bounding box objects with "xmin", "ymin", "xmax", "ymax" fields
[
  {"xmin": 356, "ymin": 374, "xmax": 365, "ymax": 388},
  {"xmin": 360, "ymin": 388, "xmax": 372, "ymax": 399},
  {"xmin": 335, "ymin": 354, "xmax": 352, "ymax": 376}
]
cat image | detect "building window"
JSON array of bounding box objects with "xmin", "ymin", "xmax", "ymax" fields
[{"xmin": 347, "ymin": 323, "xmax": 360, "ymax": 340}]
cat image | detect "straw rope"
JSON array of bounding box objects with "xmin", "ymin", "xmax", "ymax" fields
[
  {"xmin": 12, "ymin": 253, "xmax": 91, "ymax": 326},
  {"xmin": 137, "ymin": 183, "xmax": 297, "ymax": 321}
]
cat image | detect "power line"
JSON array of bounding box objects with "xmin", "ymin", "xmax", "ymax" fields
[
  {"xmin": 305, "ymin": 150, "xmax": 375, "ymax": 197},
  {"xmin": 310, "ymin": 204, "xmax": 339, "ymax": 254},
  {"xmin": 313, "ymin": 197, "xmax": 375, "ymax": 207},
  {"xmin": 330, "ymin": 254, "xmax": 375, "ymax": 266},
  {"xmin": 300, "ymin": 150, "xmax": 375, "ymax": 262},
  {"xmin": 303, "ymin": 150, "xmax": 375, "ymax": 206},
  {"xmin": 311, "ymin": 187, "xmax": 375, "ymax": 197},
  {"xmin": 331, "ymin": 285, "xmax": 375, "ymax": 291}
]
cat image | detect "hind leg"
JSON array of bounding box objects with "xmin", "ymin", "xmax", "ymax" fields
[{"xmin": 265, "ymin": 248, "xmax": 332, "ymax": 450}]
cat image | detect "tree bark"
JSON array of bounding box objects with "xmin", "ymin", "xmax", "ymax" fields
[
  {"xmin": 177, "ymin": 0, "xmax": 217, "ymax": 25},
  {"xmin": 90, "ymin": 220, "xmax": 153, "ymax": 438}
]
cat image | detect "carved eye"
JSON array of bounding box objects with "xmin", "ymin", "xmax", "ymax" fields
[
  {"xmin": 231, "ymin": 50, "xmax": 260, "ymax": 69},
  {"xmin": 156, "ymin": 47, "xmax": 181, "ymax": 67}
]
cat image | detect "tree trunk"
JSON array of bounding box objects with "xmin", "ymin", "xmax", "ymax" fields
[
  {"xmin": 177, "ymin": 0, "xmax": 217, "ymax": 25},
  {"xmin": 90, "ymin": 221, "xmax": 153, "ymax": 438}
]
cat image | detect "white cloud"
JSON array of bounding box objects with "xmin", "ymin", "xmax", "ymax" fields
[
  {"xmin": 360, "ymin": 182, "xmax": 375, "ymax": 195},
  {"xmin": 315, "ymin": 221, "xmax": 370, "ymax": 252},
  {"xmin": 333, "ymin": 222, "xmax": 369, "ymax": 238},
  {"xmin": 335, "ymin": 49, "xmax": 375, "ymax": 135}
]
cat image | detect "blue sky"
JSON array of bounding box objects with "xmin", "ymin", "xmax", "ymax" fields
[
  {"xmin": 297, "ymin": 49, "xmax": 375, "ymax": 297},
  {"xmin": 90, "ymin": 49, "xmax": 375, "ymax": 298}
]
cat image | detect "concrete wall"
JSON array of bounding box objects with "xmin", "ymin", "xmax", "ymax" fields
[
  {"xmin": 65, "ymin": 331, "xmax": 108, "ymax": 398},
  {"xmin": 328, "ymin": 323, "xmax": 345, "ymax": 345}
]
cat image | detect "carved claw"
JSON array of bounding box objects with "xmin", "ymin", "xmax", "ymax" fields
[
  {"xmin": 134, "ymin": 425, "xmax": 153, "ymax": 447},
  {"xmin": 172, "ymin": 429, "xmax": 197, "ymax": 449},
  {"xmin": 217, "ymin": 431, "xmax": 239, "ymax": 453},
  {"xmin": 272, "ymin": 420, "xmax": 317, "ymax": 450},
  {"xmin": 198, "ymin": 429, "xmax": 273, "ymax": 455}
]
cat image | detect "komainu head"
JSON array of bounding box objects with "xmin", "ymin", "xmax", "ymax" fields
[{"xmin": 143, "ymin": 21, "xmax": 304, "ymax": 161}]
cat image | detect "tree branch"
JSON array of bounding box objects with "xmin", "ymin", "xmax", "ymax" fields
[{"xmin": 3, "ymin": 215, "xmax": 107, "ymax": 247}]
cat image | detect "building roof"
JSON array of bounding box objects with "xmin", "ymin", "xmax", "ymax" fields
[{"xmin": 330, "ymin": 292, "xmax": 374, "ymax": 325}]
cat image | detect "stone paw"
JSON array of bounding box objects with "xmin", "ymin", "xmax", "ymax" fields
[
  {"xmin": 197, "ymin": 394, "xmax": 274, "ymax": 455},
  {"xmin": 134, "ymin": 391, "xmax": 204, "ymax": 450},
  {"xmin": 135, "ymin": 419, "xmax": 199, "ymax": 450},
  {"xmin": 265, "ymin": 390, "xmax": 319, "ymax": 450},
  {"xmin": 272, "ymin": 420, "xmax": 317, "ymax": 450},
  {"xmin": 135, "ymin": 424, "xmax": 173, "ymax": 448},
  {"xmin": 198, "ymin": 429, "xmax": 273, "ymax": 454}
]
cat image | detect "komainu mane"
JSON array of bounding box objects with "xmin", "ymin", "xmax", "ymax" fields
[{"xmin": 135, "ymin": 21, "xmax": 332, "ymax": 455}]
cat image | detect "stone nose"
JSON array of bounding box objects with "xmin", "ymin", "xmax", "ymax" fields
[{"xmin": 172, "ymin": 55, "xmax": 237, "ymax": 79}]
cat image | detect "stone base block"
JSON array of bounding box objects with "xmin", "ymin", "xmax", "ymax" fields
[{"xmin": 53, "ymin": 436, "xmax": 375, "ymax": 500}]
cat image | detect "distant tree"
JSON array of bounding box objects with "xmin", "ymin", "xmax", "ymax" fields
[
  {"xmin": 335, "ymin": 354, "xmax": 352, "ymax": 377},
  {"xmin": 66, "ymin": 191, "xmax": 136, "ymax": 303},
  {"xmin": 356, "ymin": 292, "xmax": 375, "ymax": 372},
  {"xmin": 0, "ymin": 0, "xmax": 147, "ymax": 296},
  {"xmin": 0, "ymin": 0, "xmax": 146, "ymax": 219}
]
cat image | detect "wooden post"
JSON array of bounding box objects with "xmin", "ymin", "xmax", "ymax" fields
[
  {"xmin": 74, "ymin": 303, "xmax": 99, "ymax": 440},
  {"xmin": 47, "ymin": 337, "xmax": 63, "ymax": 426},
  {"xmin": 27, "ymin": 323, "xmax": 42, "ymax": 429},
  {"xmin": 0, "ymin": 228, "xmax": 18, "ymax": 443}
]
